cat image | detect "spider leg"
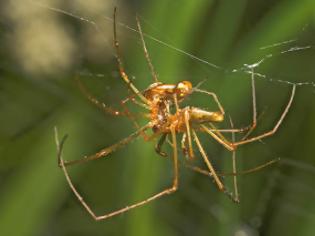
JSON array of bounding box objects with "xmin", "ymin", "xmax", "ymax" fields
[
  {"xmin": 76, "ymin": 76, "xmax": 150, "ymax": 129},
  {"xmin": 56, "ymin": 125, "xmax": 178, "ymax": 221},
  {"xmin": 192, "ymin": 71, "xmax": 258, "ymax": 141},
  {"xmin": 56, "ymin": 123, "xmax": 153, "ymax": 168},
  {"xmin": 192, "ymin": 130, "xmax": 240, "ymax": 202},
  {"xmin": 233, "ymin": 84, "xmax": 296, "ymax": 147},
  {"xmin": 173, "ymin": 93, "xmax": 180, "ymax": 112},
  {"xmin": 184, "ymin": 109, "xmax": 195, "ymax": 160},
  {"xmin": 229, "ymin": 117, "xmax": 239, "ymax": 202},
  {"xmin": 185, "ymin": 122, "xmax": 278, "ymax": 204},
  {"xmin": 113, "ymin": 8, "xmax": 150, "ymax": 105},
  {"xmin": 119, "ymin": 97, "xmax": 152, "ymax": 141},
  {"xmin": 121, "ymin": 92, "xmax": 152, "ymax": 111},
  {"xmin": 180, "ymin": 133, "xmax": 189, "ymax": 158},
  {"xmin": 198, "ymin": 124, "xmax": 249, "ymax": 133},
  {"xmin": 201, "ymin": 124, "xmax": 235, "ymax": 151},
  {"xmin": 193, "ymin": 88, "xmax": 225, "ymax": 115},
  {"xmin": 76, "ymin": 76, "xmax": 128, "ymax": 117},
  {"xmin": 155, "ymin": 133, "xmax": 168, "ymax": 157},
  {"xmin": 185, "ymin": 158, "xmax": 279, "ymax": 177},
  {"xmin": 77, "ymin": 76, "xmax": 151, "ymax": 142},
  {"xmin": 201, "ymin": 84, "xmax": 295, "ymax": 149},
  {"xmin": 135, "ymin": 14, "xmax": 159, "ymax": 83},
  {"xmin": 241, "ymin": 68, "xmax": 257, "ymax": 140},
  {"xmin": 192, "ymin": 130, "xmax": 224, "ymax": 191},
  {"xmin": 173, "ymin": 92, "xmax": 194, "ymax": 160}
]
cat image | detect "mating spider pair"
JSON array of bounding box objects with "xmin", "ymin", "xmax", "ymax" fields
[{"xmin": 55, "ymin": 8, "xmax": 296, "ymax": 221}]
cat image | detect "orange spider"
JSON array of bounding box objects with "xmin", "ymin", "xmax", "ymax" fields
[{"xmin": 55, "ymin": 8, "xmax": 296, "ymax": 221}]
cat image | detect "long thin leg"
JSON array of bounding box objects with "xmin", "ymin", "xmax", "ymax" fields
[
  {"xmin": 184, "ymin": 110, "xmax": 194, "ymax": 159},
  {"xmin": 193, "ymin": 88, "xmax": 225, "ymax": 115},
  {"xmin": 192, "ymin": 130, "xmax": 239, "ymax": 202},
  {"xmin": 193, "ymin": 69, "xmax": 260, "ymax": 141},
  {"xmin": 76, "ymin": 75, "xmax": 151, "ymax": 141},
  {"xmin": 173, "ymin": 94, "xmax": 180, "ymax": 112},
  {"xmin": 155, "ymin": 133, "xmax": 168, "ymax": 157},
  {"xmin": 55, "ymin": 127, "xmax": 68, "ymax": 167},
  {"xmin": 173, "ymin": 92, "xmax": 194, "ymax": 160},
  {"xmin": 121, "ymin": 93, "xmax": 151, "ymax": 110},
  {"xmin": 55, "ymin": 125, "xmax": 178, "ymax": 221},
  {"xmin": 173, "ymin": 91, "xmax": 194, "ymax": 160},
  {"xmin": 76, "ymin": 76, "xmax": 128, "ymax": 117},
  {"xmin": 113, "ymin": 8, "xmax": 149, "ymax": 105},
  {"xmin": 229, "ymin": 117, "xmax": 239, "ymax": 202},
  {"xmin": 181, "ymin": 133, "xmax": 189, "ymax": 159},
  {"xmin": 233, "ymin": 84, "xmax": 296, "ymax": 147},
  {"xmin": 192, "ymin": 130, "xmax": 224, "ymax": 191},
  {"xmin": 201, "ymin": 124, "xmax": 235, "ymax": 151},
  {"xmin": 119, "ymin": 97, "xmax": 152, "ymax": 141},
  {"xmin": 206, "ymin": 122, "xmax": 248, "ymax": 147},
  {"xmin": 241, "ymin": 68, "xmax": 257, "ymax": 140},
  {"xmin": 200, "ymin": 84, "xmax": 296, "ymax": 150},
  {"xmin": 185, "ymin": 158, "xmax": 280, "ymax": 177},
  {"xmin": 198, "ymin": 124, "xmax": 249, "ymax": 133},
  {"xmin": 135, "ymin": 15, "xmax": 159, "ymax": 83},
  {"xmin": 170, "ymin": 126, "xmax": 179, "ymax": 188},
  {"xmin": 59, "ymin": 123, "xmax": 153, "ymax": 167}
]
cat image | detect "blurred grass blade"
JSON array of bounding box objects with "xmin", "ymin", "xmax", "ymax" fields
[{"xmin": 0, "ymin": 112, "xmax": 83, "ymax": 236}]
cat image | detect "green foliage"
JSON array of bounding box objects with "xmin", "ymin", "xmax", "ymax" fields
[{"xmin": 0, "ymin": 0, "xmax": 315, "ymax": 235}]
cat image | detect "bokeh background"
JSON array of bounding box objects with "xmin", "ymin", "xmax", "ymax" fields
[{"xmin": 1, "ymin": 0, "xmax": 315, "ymax": 235}]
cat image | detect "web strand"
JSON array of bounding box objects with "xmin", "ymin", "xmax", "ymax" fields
[{"xmin": 32, "ymin": 1, "xmax": 315, "ymax": 90}]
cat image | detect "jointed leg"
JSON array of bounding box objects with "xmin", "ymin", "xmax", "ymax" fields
[
  {"xmin": 198, "ymin": 124, "xmax": 249, "ymax": 133},
  {"xmin": 181, "ymin": 133, "xmax": 189, "ymax": 159},
  {"xmin": 173, "ymin": 94, "xmax": 180, "ymax": 112},
  {"xmin": 185, "ymin": 158, "xmax": 280, "ymax": 177},
  {"xmin": 201, "ymin": 124, "xmax": 235, "ymax": 151},
  {"xmin": 229, "ymin": 117, "xmax": 239, "ymax": 202},
  {"xmin": 184, "ymin": 110, "xmax": 194, "ymax": 159},
  {"xmin": 185, "ymin": 160, "xmax": 277, "ymax": 203},
  {"xmin": 58, "ymin": 123, "xmax": 153, "ymax": 167},
  {"xmin": 173, "ymin": 93, "xmax": 195, "ymax": 159},
  {"xmin": 241, "ymin": 68, "xmax": 257, "ymax": 140},
  {"xmin": 135, "ymin": 15, "xmax": 159, "ymax": 83},
  {"xmin": 119, "ymin": 97, "xmax": 152, "ymax": 141},
  {"xmin": 76, "ymin": 75, "xmax": 151, "ymax": 141},
  {"xmin": 192, "ymin": 130, "xmax": 224, "ymax": 191},
  {"xmin": 200, "ymin": 84, "xmax": 296, "ymax": 150},
  {"xmin": 193, "ymin": 88, "xmax": 225, "ymax": 115},
  {"xmin": 155, "ymin": 133, "xmax": 168, "ymax": 157},
  {"xmin": 233, "ymin": 84, "xmax": 296, "ymax": 147},
  {"xmin": 76, "ymin": 76, "xmax": 128, "ymax": 117},
  {"xmin": 113, "ymin": 8, "xmax": 149, "ymax": 105},
  {"xmin": 192, "ymin": 130, "xmax": 240, "ymax": 202},
  {"xmin": 55, "ymin": 125, "xmax": 178, "ymax": 221}
]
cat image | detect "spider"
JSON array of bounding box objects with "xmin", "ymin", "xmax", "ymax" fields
[{"xmin": 55, "ymin": 8, "xmax": 296, "ymax": 221}]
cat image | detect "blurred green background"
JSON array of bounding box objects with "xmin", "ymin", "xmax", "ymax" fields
[{"xmin": 1, "ymin": 0, "xmax": 315, "ymax": 235}]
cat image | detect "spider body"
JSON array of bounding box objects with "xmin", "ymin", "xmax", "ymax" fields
[
  {"xmin": 181, "ymin": 107, "xmax": 224, "ymax": 124},
  {"xmin": 143, "ymin": 80, "xmax": 192, "ymax": 102},
  {"xmin": 152, "ymin": 106, "xmax": 224, "ymax": 135},
  {"xmin": 140, "ymin": 81, "xmax": 193, "ymax": 134}
]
